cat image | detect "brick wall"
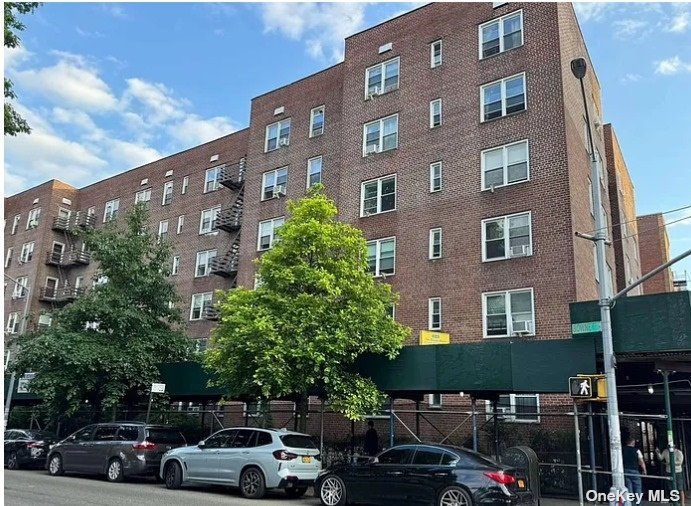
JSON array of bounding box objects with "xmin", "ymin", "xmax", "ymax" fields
[{"xmin": 637, "ymin": 213, "xmax": 674, "ymax": 293}]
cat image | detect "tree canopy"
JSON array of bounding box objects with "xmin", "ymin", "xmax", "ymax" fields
[
  {"xmin": 12, "ymin": 204, "xmax": 191, "ymax": 420},
  {"xmin": 206, "ymin": 187, "xmax": 410, "ymax": 424},
  {"xmin": 4, "ymin": 2, "xmax": 39, "ymax": 136}
]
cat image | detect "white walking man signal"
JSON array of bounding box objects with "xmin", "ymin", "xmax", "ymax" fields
[{"xmin": 579, "ymin": 379, "xmax": 591, "ymax": 396}]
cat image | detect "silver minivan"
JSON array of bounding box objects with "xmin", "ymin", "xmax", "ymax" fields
[{"xmin": 160, "ymin": 427, "xmax": 321, "ymax": 499}]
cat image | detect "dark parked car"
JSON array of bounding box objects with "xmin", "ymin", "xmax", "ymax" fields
[
  {"xmin": 46, "ymin": 422, "xmax": 186, "ymax": 482},
  {"xmin": 315, "ymin": 444, "xmax": 533, "ymax": 506},
  {"xmin": 4, "ymin": 429, "xmax": 58, "ymax": 470}
]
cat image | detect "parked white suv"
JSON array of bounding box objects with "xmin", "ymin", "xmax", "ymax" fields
[{"xmin": 159, "ymin": 427, "xmax": 321, "ymax": 499}]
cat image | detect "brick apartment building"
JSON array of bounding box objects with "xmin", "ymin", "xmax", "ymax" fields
[
  {"xmin": 5, "ymin": 3, "xmax": 662, "ymax": 432},
  {"xmin": 636, "ymin": 213, "xmax": 674, "ymax": 294}
]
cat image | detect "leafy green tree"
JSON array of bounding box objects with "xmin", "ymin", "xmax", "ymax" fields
[
  {"xmin": 12, "ymin": 204, "xmax": 192, "ymax": 421},
  {"xmin": 4, "ymin": 2, "xmax": 40, "ymax": 136},
  {"xmin": 206, "ymin": 187, "xmax": 410, "ymax": 430}
]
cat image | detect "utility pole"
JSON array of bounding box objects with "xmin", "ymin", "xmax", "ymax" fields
[{"xmin": 4, "ymin": 273, "xmax": 32, "ymax": 429}]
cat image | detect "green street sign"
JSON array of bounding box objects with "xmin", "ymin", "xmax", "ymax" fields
[{"xmin": 571, "ymin": 321, "xmax": 602, "ymax": 335}]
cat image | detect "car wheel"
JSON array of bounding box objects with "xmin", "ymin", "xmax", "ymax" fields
[
  {"xmin": 48, "ymin": 454, "xmax": 64, "ymax": 476},
  {"xmin": 240, "ymin": 466, "xmax": 266, "ymax": 499},
  {"xmin": 106, "ymin": 458, "xmax": 124, "ymax": 483},
  {"xmin": 285, "ymin": 486, "xmax": 308, "ymax": 498},
  {"xmin": 438, "ymin": 486, "xmax": 473, "ymax": 506},
  {"xmin": 7, "ymin": 451, "xmax": 19, "ymax": 470},
  {"xmin": 164, "ymin": 461, "xmax": 183, "ymax": 490},
  {"xmin": 319, "ymin": 475, "xmax": 347, "ymax": 506}
]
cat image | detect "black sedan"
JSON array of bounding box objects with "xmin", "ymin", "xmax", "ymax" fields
[
  {"xmin": 4, "ymin": 429, "xmax": 58, "ymax": 470},
  {"xmin": 315, "ymin": 444, "xmax": 533, "ymax": 506}
]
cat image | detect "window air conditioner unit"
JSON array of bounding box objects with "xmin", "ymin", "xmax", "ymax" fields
[
  {"xmin": 365, "ymin": 145, "xmax": 380, "ymax": 156},
  {"xmin": 273, "ymin": 185, "xmax": 286, "ymax": 198},
  {"xmin": 509, "ymin": 245, "xmax": 531, "ymax": 258},
  {"xmin": 368, "ymin": 86, "xmax": 380, "ymax": 99},
  {"xmin": 278, "ymin": 138, "xmax": 290, "ymax": 147},
  {"xmin": 512, "ymin": 320, "xmax": 534, "ymax": 336}
]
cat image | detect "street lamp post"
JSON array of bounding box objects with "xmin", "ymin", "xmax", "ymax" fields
[
  {"xmin": 4, "ymin": 273, "xmax": 32, "ymax": 429},
  {"xmin": 570, "ymin": 57, "xmax": 627, "ymax": 500}
]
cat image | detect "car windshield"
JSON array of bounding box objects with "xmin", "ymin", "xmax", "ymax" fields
[
  {"xmin": 279, "ymin": 434, "xmax": 317, "ymax": 449},
  {"xmin": 146, "ymin": 428, "xmax": 186, "ymax": 445}
]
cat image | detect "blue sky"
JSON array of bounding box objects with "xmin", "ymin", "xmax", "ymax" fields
[{"xmin": 3, "ymin": 2, "xmax": 690, "ymax": 276}]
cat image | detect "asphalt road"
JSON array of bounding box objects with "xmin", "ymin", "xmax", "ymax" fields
[{"xmin": 3, "ymin": 469, "xmax": 320, "ymax": 506}]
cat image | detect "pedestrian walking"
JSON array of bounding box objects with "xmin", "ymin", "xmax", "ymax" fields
[
  {"xmin": 363, "ymin": 421, "xmax": 379, "ymax": 457},
  {"xmin": 656, "ymin": 445, "xmax": 685, "ymax": 505},
  {"xmin": 623, "ymin": 436, "xmax": 647, "ymax": 495}
]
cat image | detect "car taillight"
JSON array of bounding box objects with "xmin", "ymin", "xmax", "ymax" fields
[
  {"xmin": 484, "ymin": 471, "xmax": 516, "ymax": 485},
  {"xmin": 132, "ymin": 440, "xmax": 157, "ymax": 451},
  {"xmin": 273, "ymin": 450, "xmax": 298, "ymax": 461},
  {"xmin": 27, "ymin": 442, "xmax": 43, "ymax": 449}
]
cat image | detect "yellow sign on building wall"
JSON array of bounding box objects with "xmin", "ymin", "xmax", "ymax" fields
[{"xmin": 419, "ymin": 330, "xmax": 450, "ymax": 345}]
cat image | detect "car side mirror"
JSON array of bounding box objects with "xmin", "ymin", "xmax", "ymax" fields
[{"xmin": 198, "ymin": 440, "xmax": 206, "ymax": 448}]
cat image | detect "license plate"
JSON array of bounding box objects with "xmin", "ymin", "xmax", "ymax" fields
[
  {"xmin": 517, "ymin": 479, "xmax": 526, "ymax": 489},
  {"xmin": 301, "ymin": 456, "xmax": 312, "ymax": 464}
]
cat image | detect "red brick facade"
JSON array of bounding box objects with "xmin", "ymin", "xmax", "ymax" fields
[{"xmin": 637, "ymin": 213, "xmax": 674, "ymax": 294}]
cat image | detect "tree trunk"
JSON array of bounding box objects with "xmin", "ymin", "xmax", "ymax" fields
[{"xmin": 297, "ymin": 393, "xmax": 309, "ymax": 434}]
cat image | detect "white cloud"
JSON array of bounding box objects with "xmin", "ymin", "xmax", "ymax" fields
[
  {"xmin": 4, "ymin": 46, "xmax": 33, "ymax": 70},
  {"xmin": 101, "ymin": 139, "xmax": 162, "ymax": 169},
  {"xmin": 167, "ymin": 115, "xmax": 241, "ymax": 148},
  {"xmin": 654, "ymin": 56, "xmax": 691, "ymax": 75},
  {"xmin": 573, "ymin": 3, "xmax": 612, "ymax": 23},
  {"xmin": 619, "ymin": 73, "xmax": 642, "ymax": 84},
  {"xmin": 51, "ymin": 107, "xmax": 99, "ymax": 131},
  {"xmin": 3, "ymin": 170, "xmax": 29, "ymax": 197},
  {"xmin": 613, "ymin": 19, "xmax": 649, "ymax": 39},
  {"xmin": 122, "ymin": 78, "xmax": 188, "ymax": 124},
  {"xmin": 102, "ymin": 3, "xmax": 126, "ymax": 19},
  {"xmin": 666, "ymin": 11, "xmax": 690, "ymax": 33}
]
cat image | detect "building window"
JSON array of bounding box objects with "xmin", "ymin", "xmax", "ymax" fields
[
  {"xmin": 199, "ymin": 206, "xmax": 220, "ymax": 234},
  {"xmin": 262, "ymin": 167, "xmax": 288, "ymax": 200},
  {"xmin": 195, "ymin": 250, "xmax": 217, "ymax": 277},
  {"xmin": 428, "ymin": 297, "xmax": 442, "ymax": 330},
  {"xmin": 429, "ymin": 228, "xmax": 442, "ymax": 259},
  {"xmin": 430, "ymin": 161, "xmax": 443, "ymax": 192},
  {"xmin": 87, "ymin": 206, "xmax": 96, "ymax": 217},
  {"xmin": 6, "ymin": 312, "xmax": 20, "ymax": 334},
  {"xmin": 483, "ymin": 288, "xmax": 535, "ymax": 337},
  {"xmin": 363, "ymin": 114, "xmax": 398, "ymax": 155},
  {"xmin": 205, "ymin": 166, "xmax": 223, "ymax": 193},
  {"xmin": 481, "ymin": 140, "xmax": 529, "ymax": 189},
  {"xmin": 430, "ymin": 40, "xmax": 442, "ymax": 68},
  {"xmin": 5, "ymin": 248, "xmax": 12, "ymax": 268},
  {"xmin": 11, "ymin": 215, "xmax": 20, "ymax": 235},
  {"xmin": 361, "ymin": 175, "xmax": 396, "ymax": 217},
  {"xmin": 365, "ymin": 57, "xmax": 400, "ymax": 98},
  {"xmin": 482, "ymin": 211, "xmax": 532, "ymax": 261},
  {"xmin": 104, "ymin": 199, "xmax": 120, "ymax": 222},
  {"xmin": 257, "ymin": 217, "xmax": 285, "ymax": 251},
  {"xmin": 172, "ymin": 256, "xmax": 180, "ymax": 275},
  {"xmin": 265, "ymin": 119, "xmax": 291, "ymax": 152},
  {"xmin": 75, "ymin": 276, "xmax": 83, "ymax": 289},
  {"xmin": 19, "ymin": 242, "xmax": 34, "ymax": 263},
  {"xmin": 13, "ymin": 277, "xmax": 28, "ymax": 298},
  {"xmin": 479, "ymin": 10, "xmax": 524, "ymax": 59},
  {"xmin": 190, "ymin": 292, "xmax": 213, "ymax": 321},
  {"xmin": 158, "ymin": 220, "xmax": 169, "ymax": 241},
  {"xmin": 488, "ymin": 394, "xmax": 539, "ymax": 423},
  {"xmin": 430, "ymin": 99, "xmax": 442, "ymax": 128},
  {"xmin": 307, "ymin": 156, "xmax": 323, "ymax": 188},
  {"xmin": 135, "ymin": 188, "xmax": 151, "ymax": 204},
  {"xmin": 310, "ymin": 106, "xmax": 325, "ymax": 137},
  {"xmin": 162, "ymin": 181, "xmax": 174, "ymax": 205},
  {"xmin": 481, "ymin": 73, "xmax": 526, "ymax": 121},
  {"xmin": 366, "ymin": 237, "xmax": 396, "ymax": 277},
  {"xmin": 26, "ymin": 208, "xmax": 41, "ymax": 229},
  {"xmin": 428, "ymin": 393, "xmax": 442, "ymax": 408},
  {"xmin": 182, "ymin": 176, "xmax": 189, "ymax": 194}
]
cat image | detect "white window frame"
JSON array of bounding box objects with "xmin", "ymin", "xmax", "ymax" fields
[
  {"xmin": 103, "ymin": 199, "xmax": 120, "ymax": 222},
  {"xmin": 162, "ymin": 181, "xmax": 174, "ymax": 205},
  {"xmin": 195, "ymin": 249, "xmax": 217, "ymax": 278},
  {"xmin": 430, "ymin": 40, "xmax": 442, "ymax": 68},
  {"xmin": 158, "ymin": 220, "xmax": 169, "ymax": 241},
  {"xmin": 430, "ymin": 161, "xmax": 443, "ymax": 192},
  {"xmin": 19, "ymin": 242, "xmax": 34, "ymax": 263},
  {"xmin": 172, "ymin": 255, "xmax": 181, "ymax": 275},
  {"xmin": 362, "ymin": 114, "xmax": 399, "ymax": 156},
  {"xmin": 75, "ymin": 276, "xmax": 84, "ymax": 289},
  {"xmin": 190, "ymin": 292, "xmax": 213, "ymax": 321},
  {"xmin": 481, "ymin": 139, "xmax": 530, "ymax": 190},
  {"xmin": 429, "ymin": 228, "xmax": 442, "ymax": 260},
  {"xmin": 257, "ymin": 217, "xmax": 285, "ymax": 251},
  {"xmin": 182, "ymin": 176, "xmax": 189, "ymax": 195},
  {"xmin": 135, "ymin": 188, "xmax": 151, "ymax": 204},
  {"xmin": 13, "ymin": 277, "xmax": 28, "ymax": 298},
  {"xmin": 486, "ymin": 394, "xmax": 540, "ymax": 423},
  {"xmin": 177, "ymin": 215, "xmax": 184, "ymax": 234},
  {"xmin": 430, "ymin": 98, "xmax": 442, "ymax": 128},
  {"xmin": 307, "ymin": 156, "xmax": 323, "ymax": 188},
  {"xmin": 265, "ymin": 118, "xmax": 291, "ymax": 152},
  {"xmin": 360, "ymin": 174, "xmax": 397, "ymax": 217},
  {"xmin": 428, "ymin": 393, "xmax": 443, "ymax": 408},
  {"xmin": 481, "ymin": 211, "xmax": 532, "ymax": 262},
  {"xmin": 478, "ymin": 10, "xmax": 524, "ymax": 59},
  {"xmin": 482, "ymin": 288, "xmax": 535, "ymax": 338},
  {"xmin": 365, "ymin": 57, "xmax": 400, "ymax": 98},
  {"xmin": 6, "ymin": 312, "xmax": 20, "ymax": 334},
  {"xmin": 11, "ymin": 215, "xmax": 20, "ymax": 235},
  {"xmin": 309, "ymin": 106, "xmax": 325, "ymax": 137},
  {"xmin": 44, "ymin": 276, "xmax": 59, "ymax": 298},
  {"xmin": 261, "ymin": 167, "xmax": 288, "ymax": 200},
  {"xmin": 428, "ymin": 297, "xmax": 442, "ymax": 330},
  {"xmin": 480, "ymin": 72, "xmax": 527, "ymax": 122},
  {"xmin": 5, "ymin": 248, "xmax": 13, "ymax": 268},
  {"xmin": 204, "ymin": 166, "xmax": 223, "ymax": 193},
  {"xmin": 199, "ymin": 206, "xmax": 221, "ymax": 235},
  {"xmin": 26, "ymin": 208, "xmax": 41, "ymax": 229},
  {"xmin": 366, "ymin": 237, "xmax": 396, "ymax": 277}
]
